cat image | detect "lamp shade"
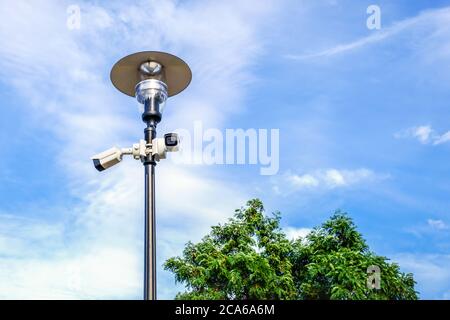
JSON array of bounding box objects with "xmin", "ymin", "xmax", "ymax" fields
[{"xmin": 110, "ymin": 51, "xmax": 192, "ymax": 98}]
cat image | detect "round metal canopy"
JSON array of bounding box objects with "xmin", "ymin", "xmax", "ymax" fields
[{"xmin": 110, "ymin": 51, "xmax": 192, "ymax": 97}]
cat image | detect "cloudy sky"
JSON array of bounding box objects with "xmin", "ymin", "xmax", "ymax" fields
[{"xmin": 0, "ymin": 0, "xmax": 450, "ymax": 299}]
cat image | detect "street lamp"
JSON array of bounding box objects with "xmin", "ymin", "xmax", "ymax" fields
[{"xmin": 91, "ymin": 51, "xmax": 192, "ymax": 300}]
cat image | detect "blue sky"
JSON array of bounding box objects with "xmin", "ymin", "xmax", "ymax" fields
[{"xmin": 0, "ymin": 0, "xmax": 449, "ymax": 299}]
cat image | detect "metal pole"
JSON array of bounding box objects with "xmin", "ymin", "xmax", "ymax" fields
[
  {"xmin": 143, "ymin": 107, "xmax": 158, "ymax": 300},
  {"xmin": 108, "ymin": 51, "xmax": 191, "ymax": 301},
  {"xmin": 144, "ymin": 162, "xmax": 156, "ymax": 300}
]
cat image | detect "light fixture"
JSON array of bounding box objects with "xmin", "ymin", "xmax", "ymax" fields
[{"xmin": 92, "ymin": 51, "xmax": 192, "ymax": 300}]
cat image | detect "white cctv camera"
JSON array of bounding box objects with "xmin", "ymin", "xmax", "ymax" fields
[
  {"xmin": 91, "ymin": 147, "xmax": 125, "ymax": 171},
  {"xmin": 92, "ymin": 133, "xmax": 179, "ymax": 170},
  {"xmin": 151, "ymin": 133, "xmax": 179, "ymax": 161},
  {"xmin": 164, "ymin": 133, "xmax": 180, "ymax": 151}
]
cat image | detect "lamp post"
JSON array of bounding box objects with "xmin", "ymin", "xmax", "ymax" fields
[{"xmin": 92, "ymin": 51, "xmax": 192, "ymax": 300}]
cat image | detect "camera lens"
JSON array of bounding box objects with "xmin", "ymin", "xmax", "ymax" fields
[{"xmin": 164, "ymin": 133, "xmax": 178, "ymax": 147}]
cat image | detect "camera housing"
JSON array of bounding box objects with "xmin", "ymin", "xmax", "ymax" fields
[
  {"xmin": 164, "ymin": 133, "xmax": 179, "ymax": 149},
  {"xmin": 151, "ymin": 133, "xmax": 179, "ymax": 161},
  {"xmin": 91, "ymin": 133, "xmax": 180, "ymax": 169},
  {"xmin": 91, "ymin": 147, "xmax": 123, "ymax": 171}
]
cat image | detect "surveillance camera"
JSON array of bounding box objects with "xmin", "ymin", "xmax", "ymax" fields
[
  {"xmin": 91, "ymin": 147, "xmax": 123, "ymax": 171},
  {"xmin": 151, "ymin": 133, "xmax": 179, "ymax": 161},
  {"xmin": 164, "ymin": 133, "xmax": 179, "ymax": 150},
  {"xmin": 92, "ymin": 134, "xmax": 179, "ymax": 169}
]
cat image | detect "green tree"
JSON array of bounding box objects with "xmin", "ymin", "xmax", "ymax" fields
[{"xmin": 164, "ymin": 199, "xmax": 418, "ymax": 300}]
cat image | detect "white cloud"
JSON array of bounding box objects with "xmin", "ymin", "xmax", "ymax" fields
[
  {"xmin": 393, "ymin": 253, "xmax": 450, "ymax": 299},
  {"xmin": 0, "ymin": 0, "xmax": 277, "ymax": 299},
  {"xmin": 395, "ymin": 125, "xmax": 450, "ymax": 145},
  {"xmin": 405, "ymin": 218, "xmax": 450, "ymax": 238},
  {"xmin": 433, "ymin": 131, "xmax": 450, "ymax": 145},
  {"xmin": 284, "ymin": 227, "xmax": 312, "ymax": 241},
  {"xmin": 0, "ymin": 213, "xmax": 140, "ymax": 299},
  {"xmin": 0, "ymin": 214, "xmax": 65, "ymax": 258},
  {"xmin": 284, "ymin": 7, "xmax": 450, "ymax": 60},
  {"xmin": 414, "ymin": 126, "xmax": 433, "ymax": 144},
  {"xmin": 273, "ymin": 168, "xmax": 382, "ymax": 195},
  {"xmin": 324, "ymin": 169, "xmax": 347, "ymax": 187},
  {"xmin": 287, "ymin": 174, "xmax": 319, "ymax": 188},
  {"xmin": 284, "ymin": 29, "xmax": 397, "ymax": 60},
  {"xmin": 427, "ymin": 219, "xmax": 448, "ymax": 231}
]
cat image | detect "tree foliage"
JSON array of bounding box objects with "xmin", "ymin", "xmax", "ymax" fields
[{"xmin": 164, "ymin": 199, "xmax": 418, "ymax": 300}]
